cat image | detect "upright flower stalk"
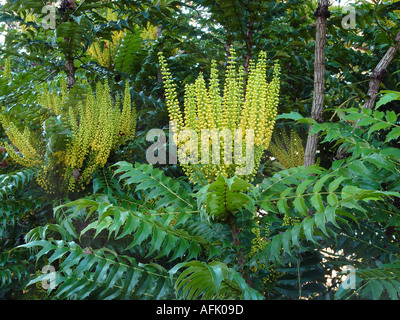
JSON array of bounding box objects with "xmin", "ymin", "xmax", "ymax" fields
[
  {"xmin": 159, "ymin": 49, "xmax": 281, "ymax": 184},
  {"xmin": 0, "ymin": 80, "xmax": 136, "ymax": 194}
]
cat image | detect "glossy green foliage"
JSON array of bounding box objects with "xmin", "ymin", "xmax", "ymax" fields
[
  {"xmin": 254, "ymin": 92, "xmax": 400, "ymax": 299},
  {"xmin": 2, "ymin": 0, "xmax": 400, "ymax": 301},
  {"xmin": 15, "ymin": 162, "xmax": 259, "ymax": 300},
  {"xmin": 170, "ymin": 260, "xmax": 264, "ymax": 300}
]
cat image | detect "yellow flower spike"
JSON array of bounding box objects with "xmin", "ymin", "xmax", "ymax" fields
[
  {"xmin": 87, "ymin": 9, "xmax": 125, "ymax": 69},
  {"xmin": 209, "ymin": 60, "xmax": 223, "ymax": 129},
  {"xmin": 183, "ymin": 83, "xmax": 198, "ymax": 133},
  {"xmin": 3, "ymin": 57, "xmax": 11, "ymax": 80},
  {"xmin": 158, "ymin": 53, "xmax": 184, "ymax": 136},
  {"xmin": 159, "ymin": 49, "xmax": 281, "ymax": 184},
  {"xmin": 60, "ymin": 78, "xmax": 68, "ymax": 105},
  {"xmin": 195, "ymin": 73, "xmax": 214, "ymax": 130},
  {"xmin": 222, "ymin": 50, "xmax": 243, "ymax": 131},
  {"xmin": 1, "ymin": 79, "xmax": 136, "ymax": 194},
  {"xmin": 0, "ymin": 114, "xmax": 43, "ymax": 167}
]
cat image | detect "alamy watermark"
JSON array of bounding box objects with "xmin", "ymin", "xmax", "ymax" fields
[
  {"xmin": 33, "ymin": 3, "xmax": 357, "ymax": 34},
  {"xmin": 341, "ymin": 5, "xmax": 357, "ymax": 30},
  {"xmin": 34, "ymin": 2, "xmax": 358, "ymax": 31},
  {"xmin": 341, "ymin": 265, "xmax": 356, "ymax": 290},
  {"xmin": 39, "ymin": 264, "xmax": 78, "ymax": 299},
  {"xmin": 41, "ymin": 5, "xmax": 56, "ymax": 30},
  {"xmin": 41, "ymin": 264, "xmax": 56, "ymax": 290}
]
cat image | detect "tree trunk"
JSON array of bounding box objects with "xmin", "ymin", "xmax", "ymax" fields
[
  {"xmin": 59, "ymin": 0, "xmax": 77, "ymax": 89},
  {"xmin": 362, "ymin": 30, "xmax": 400, "ymax": 110},
  {"xmin": 65, "ymin": 58, "xmax": 75, "ymax": 89},
  {"xmin": 334, "ymin": 29, "xmax": 400, "ymax": 160},
  {"xmin": 303, "ymin": 0, "xmax": 331, "ymax": 167}
]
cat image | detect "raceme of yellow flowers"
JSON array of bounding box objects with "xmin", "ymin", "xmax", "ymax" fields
[
  {"xmin": 38, "ymin": 77, "xmax": 69, "ymax": 114},
  {"xmin": 87, "ymin": 9, "xmax": 125, "ymax": 68},
  {"xmin": 60, "ymin": 80, "xmax": 136, "ymax": 192},
  {"xmin": 3, "ymin": 57, "xmax": 11, "ymax": 80},
  {"xmin": 0, "ymin": 80, "xmax": 136, "ymax": 194},
  {"xmin": 158, "ymin": 49, "xmax": 281, "ymax": 184},
  {"xmin": 0, "ymin": 113, "xmax": 43, "ymax": 167}
]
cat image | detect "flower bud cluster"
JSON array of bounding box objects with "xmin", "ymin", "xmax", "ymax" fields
[
  {"xmin": 65, "ymin": 81, "xmax": 136, "ymax": 192},
  {"xmin": 0, "ymin": 80, "xmax": 136, "ymax": 194},
  {"xmin": 0, "ymin": 113, "xmax": 43, "ymax": 167},
  {"xmin": 3, "ymin": 57, "xmax": 11, "ymax": 80},
  {"xmin": 159, "ymin": 49, "xmax": 281, "ymax": 183}
]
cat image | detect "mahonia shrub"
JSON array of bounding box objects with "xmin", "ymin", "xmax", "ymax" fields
[
  {"xmin": 159, "ymin": 49, "xmax": 281, "ymax": 184},
  {"xmin": 0, "ymin": 79, "xmax": 136, "ymax": 194}
]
